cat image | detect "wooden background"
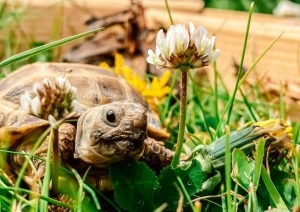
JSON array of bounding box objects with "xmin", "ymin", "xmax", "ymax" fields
[{"xmin": 2, "ymin": 0, "xmax": 300, "ymax": 116}]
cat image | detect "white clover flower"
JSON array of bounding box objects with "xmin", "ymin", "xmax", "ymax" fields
[
  {"xmin": 48, "ymin": 114, "xmax": 57, "ymax": 127},
  {"xmin": 146, "ymin": 22, "xmax": 220, "ymax": 70},
  {"xmin": 71, "ymin": 99, "xmax": 79, "ymax": 112},
  {"xmin": 146, "ymin": 48, "xmax": 165, "ymax": 69},
  {"xmin": 20, "ymin": 92, "xmax": 32, "ymax": 114},
  {"xmin": 42, "ymin": 78, "xmax": 52, "ymax": 89},
  {"xmin": 31, "ymin": 96, "xmax": 42, "ymax": 117},
  {"xmin": 169, "ymin": 24, "xmax": 189, "ymax": 57},
  {"xmin": 32, "ymin": 82, "xmax": 43, "ymax": 96},
  {"xmin": 56, "ymin": 76, "xmax": 73, "ymax": 94},
  {"xmin": 156, "ymin": 29, "xmax": 172, "ymax": 60},
  {"xmin": 20, "ymin": 77, "xmax": 78, "ymax": 120}
]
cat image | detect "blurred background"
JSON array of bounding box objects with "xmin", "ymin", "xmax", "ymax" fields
[{"xmin": 1, "ymin": 0, "xmax": 300, "ymax": 118}]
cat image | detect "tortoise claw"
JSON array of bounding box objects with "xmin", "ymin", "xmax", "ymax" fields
[
  {"xmin": 23, "ymin": 163, "xmax": 45, "ymax": 193},
  {"xmin": 139, "ymin": 137, "xmax": 174, "ymax": 171}
]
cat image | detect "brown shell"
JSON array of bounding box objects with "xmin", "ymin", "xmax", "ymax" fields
[{"xmin": 0, "ymin": 62, "xmax": 168, "ymax": 146}]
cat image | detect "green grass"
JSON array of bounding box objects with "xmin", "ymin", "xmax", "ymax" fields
[{"xmin": 0, "ymin": 1, "xmax": 299, "ymax": 211}]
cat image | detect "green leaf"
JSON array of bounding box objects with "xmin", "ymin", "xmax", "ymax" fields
[
  {"xmin": 109, "ymin": 159, "xmax": 158, "ymax": 212},
  {"xmin": 155, "ymin": 167, "xmax": 178, "ymax": 210},
  {"xmin": 255, "ymin": 167, "xmax": 291, "ymax": 210},
  {"xmin": 174, "ymin": 159, "xmax": 205, "ymax": 194},
  {"xmin": 277, "ymin": 179, "xmax": 297, "ymax": 210},
  {"xmin": 201, "ymin": 170, "xmax": 221, "ymax": 194},
  {"xmin": 267, "ymin": 168, "xmax": 297, "ymax": 210},
  {"xmin": 156, "ymin": 159, "xmax": 205, "ymax": 210},
  {"xmin": 231, "ymin": 148, "xmax": 255, "ymax": 191}
]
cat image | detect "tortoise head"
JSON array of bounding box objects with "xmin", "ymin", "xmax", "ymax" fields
[{"xmin": 74, "ymin": 102, "xmax": 147, "ymax": 166}]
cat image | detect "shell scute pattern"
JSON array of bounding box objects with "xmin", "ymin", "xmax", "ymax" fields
[
  {"xmin": 70, "ymin": 76, "xmax": 128, "ymax": 106},
  {"xmin": 0, "ymin": 62, "xmax": 174, "ymax": 191},
  {"xmin": 4, "ymin": 84, "xmax": 32, "ymax": 104},
  {"xmin": 1, "ymin": 62, "xmax": 144, "ymax": 107},
  {"xmin": 0, "ymin": 62, "xmax": 166, "ymax": 143}
]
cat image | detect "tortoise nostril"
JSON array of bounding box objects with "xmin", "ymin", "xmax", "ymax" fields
[{"xmin": 106, "ymin": 110, "xmax": 116, "ymax": 123}]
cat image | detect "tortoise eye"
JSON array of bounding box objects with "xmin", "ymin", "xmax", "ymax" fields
[{"xmin": 106, "ymin": 110, "xmax": 116, "ymax": 123}]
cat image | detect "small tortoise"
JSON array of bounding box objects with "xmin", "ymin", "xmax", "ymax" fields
[{"xmin": 0, "ymin": 62, "xmax": 173, "ymax": 191}]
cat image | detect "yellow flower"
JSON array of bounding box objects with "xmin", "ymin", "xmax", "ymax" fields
[
  {"xmin": 142, "ymin": 71, "xmax": 171, "ymax": 110},
  {"xmin": 254, "ymin": 119, "xmax": 293, "ymax": 157},
  {"xmin": 114, "ymin": 53, "xmax": 125, "ymax": 75},
  {"xmin": 98, "ymin": 62, "xmax": 110, "ymax": 70},
  {"xmin": 99, "ymin": 53, "xmax": 171, "ymax": 112},
  {"xmin": 254, "ymin": 119, "xmax": 293, "ymax": 139}
]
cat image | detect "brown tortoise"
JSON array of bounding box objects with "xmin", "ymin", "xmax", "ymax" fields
[{"xmin": 0, "ymin": 62, "xmax": 174, "ymax": 191}]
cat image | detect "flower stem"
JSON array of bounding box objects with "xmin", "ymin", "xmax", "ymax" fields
[
  {"xmin": 51, "ymin": 127, "xmax": 59, "ymax": 196},
  {"xmin": 171, "ymin": 70, "xmax": 188, "ymax": 168},
  {"xmin": 164, "ymin": 0, "xmax": 174, "ymax": 25}
]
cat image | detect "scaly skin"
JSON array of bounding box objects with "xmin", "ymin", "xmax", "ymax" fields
[
  {"xmin": 10, "ymin": 102, "xmax": 174, "ymax": 192},
  {"xmin": 0, "ymin": 63, "xmax": 172, "ymax": 194}
]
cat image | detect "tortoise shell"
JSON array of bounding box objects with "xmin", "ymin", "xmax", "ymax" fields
[{"xmin": 0, "ymin": 62, "xmax": 168, "ymax": 147}]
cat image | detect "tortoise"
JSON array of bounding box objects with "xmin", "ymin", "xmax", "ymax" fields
[{"xmin": 0, "ymin": 62, "xmax": 174, "ymax": 191}]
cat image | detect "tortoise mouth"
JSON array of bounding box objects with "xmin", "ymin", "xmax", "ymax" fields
[
  {"xmin": 93, "ymin": 137, "xmax": 145, "ymax": 154},
  {"xmin": 92, "ymin": 127, "xmax": 146, "ymax": 148},
  {"xmin": 75, "ymin": 132, "xmax": 146, "ymax": 166}
]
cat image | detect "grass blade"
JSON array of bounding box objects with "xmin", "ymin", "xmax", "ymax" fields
[
  {"xmin": 40, "ymin": 130, "xmax": 53, "ymax": 211},
  {"xmin": 224, "ymin": 126, "xmax": 232, "ymax": 212},
  {"xmin": 239, "ymin": 88, "xmax": 258, "ymax": 121},
  {"xmin": 237, "ymin": 32, "xmax": 284, "ymax": 88},
  {"xmin": 0, "ymin": 28, "xmax": 102, "ymax": 67},
  {"xmin": 14, "ymin": 127, "xmax": 52, "ymax": 190},
  {"xmin": 189, "ymin": 72, "xmax": 214, "ymax": 140},
  {"xmin": 176, "ymin": 176, "xmax": 196, "ymax": 212},
  {"xmin": 295, "ymin": 145, "xmax": 300, "ymax": 208},
  {"xmin": 215, "ymin": 26, "xmax": 284, "ymax": 137},
  {"xmin": 162, "ymin": 69, "xmax": 179, "ymax": 121},
  {"xmin": 279, "ymin": 82, "xmax": 285, "ymax": 118},
  {"xmin": 225, "ymin": 2, "xmax": 254, "ymax": 124},
  {"xmin": 253, "ymin": 139, "xmax": 265, "ymax": 187},
  {"xmin": 213, "ymin": 59, "xmax": 220, "ymax": 124},
  {"xmin": 164, "ymin": 0, "xmax": 174, "ymax": 25},
  {"xmin": 248, "ymin": 138, "xmax": 265, "ymax": 211},
  {"xmin": 260, "ymin": 165, "xmax": 288, "ymax": 209},
  {"xmin": 215, "ymin": 2, "xmax": 254, "ymax": 137},
  {"xmin": 0, "ymin": 186, "xmax": 72, "ymax": 209}
]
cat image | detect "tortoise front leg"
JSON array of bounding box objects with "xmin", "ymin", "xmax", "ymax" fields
[
  {"xmin": 11, "ymin": 123, "xmax": 76, "ymax": 192},
  {"xmin": 139, "ymin": 137, "xmax": 175, "ymax": 171},
  {"xmin": 35, "ymin": 123, "xmax": 76, "ymax": 161}
]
